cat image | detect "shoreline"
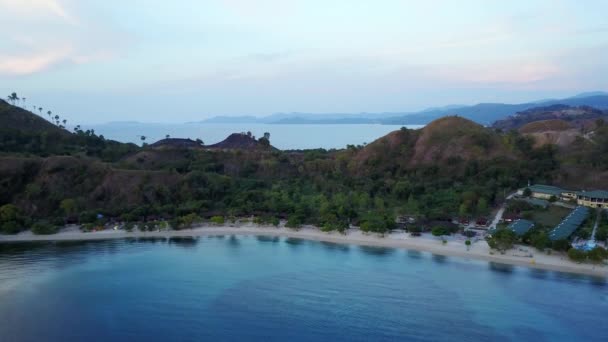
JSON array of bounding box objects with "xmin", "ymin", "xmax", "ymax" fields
[{"xmin": 1, "ymin": 225, "xmax": 606, "ymax": 278}]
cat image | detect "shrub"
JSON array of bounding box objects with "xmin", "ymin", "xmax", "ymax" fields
[
  {"xmin": 79, "ymin": 211, "xmax": 97, "ymax": 224},
  {"xmin": 486, "ymin": 229, "xmax": 517, "ymax": 251},
  {"xmin": 359, "ymin": 213, "xmax": 391, "ymax": 234},
  {"xmin": 1, "ymin": 221, "xmax": 20, "ymax": 234},
  {"xmin": 587, "ymin": 246, "xmax": 608, "ymax": 263},
  {"xmin": 270, "ymin": 217, "xmax": 280, "ymax": 227},
  {"xmin": 0, "ymin": 204, "xmax": 25, "ymax": 234},
  {"xmin": 169, "ymin": 218, "xmax": 182, "ymax": 230},
  {"xmin": 431, "ymin": 226, "xmax": 448, "ymax": 237},
  {"xmin": 210, "ymin": 216, "xmax": 225, "ymax": 225},
  {"xmin": 32, "ymin": 221, "xmax": 59, "ymax": 235},
  {"xmin": 567, "ymin": 248, "xmax": 587, "ymax": 262},
  {"xmin": 80, "ymin": 223, "xmax": 96, "ymax": 232},
  {"xmin": 124, "ymin": 222, "xmax": 134, "ymax": 232},
  {"xmin": 530, "ymin": 231, "xmax": 550, "ymax": 251},
  {"xmin": 551, "ymin": 239, "xmax": 571, "ymax": 252},
  {"xmin": 51, "ymin": 217, "xmax": 65, "ymax": 226},
  {"xmin": 286, "ymin": 215, "xmax": 302, "ymax": 229},
  {"xmin": 180, "ymin": 213, "xmax": 201, "ymax": 228},
  {"xmin": 120, "ymin": 213, "xmax": 136, "ymax": 222}
]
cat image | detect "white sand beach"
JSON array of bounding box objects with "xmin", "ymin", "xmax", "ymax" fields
[{"xmin": 1, "ymin": 223, "xmax": 606, "ymax": 278}]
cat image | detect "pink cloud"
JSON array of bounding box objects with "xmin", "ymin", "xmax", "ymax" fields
[
  {"xmin": 0, "ymin": 47, "xmax": 114, "ymax": 76},
  {"xmin": 0, "ymin": 48, "xmax": 70, "ymax": 75},
  {"xmin": 0, "ymin": 0, "xmax": 75, "ymax": 23}
]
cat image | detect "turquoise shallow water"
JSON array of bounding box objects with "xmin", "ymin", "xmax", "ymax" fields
[{"xmin": 0, "ymin": 236, "xmax": 606, "ymax": 341}]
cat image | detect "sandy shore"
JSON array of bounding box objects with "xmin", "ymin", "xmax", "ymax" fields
[{"xmin": 1, "ymin": 224, "xmax": 606, "ymax": 277}]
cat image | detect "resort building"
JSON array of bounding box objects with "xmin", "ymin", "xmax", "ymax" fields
[
  {"xmin": 549, "ymin": 206, "xmax": 590, "ymax": 241},
  {"xmin": 518, "ymin": 184, "xmax": 608, "ymax": 208},
  {"xmin": 517, "ymin": 184, "xmax": 565, "ymax": 200},
  {"xmin": 561, "ymin": 191, "xmax": 578, "ymax": 200},
  {"xmin": 507, "ymin": 219, "xmax": 534, "ymax": 236},
  {"xmin": 576, "ymin": 190, "xmax": 608, "ymax": 208}
]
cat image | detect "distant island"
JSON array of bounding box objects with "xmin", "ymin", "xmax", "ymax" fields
[{"xmin": 194, "ymin": 92, "xmax": 608, "ymax": 126}]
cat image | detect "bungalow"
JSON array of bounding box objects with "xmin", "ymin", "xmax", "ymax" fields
[
  {"xmin": 475, "ymin": 217, "xmax": 488, "ymax": 228},
  {"xmin": 576, "ymin": 190, "xmax": 608, "ymax": 208},
  {"xmin": 518, "ymin": 184, "xmax": 565, "ymax": 200},
  {"xmin": 508, "ymin": 219, "xmax": 535, "ymax": 236},
  {"xmin": 519, "ymin": 184, "xmax": 608, "ymax": 208}
]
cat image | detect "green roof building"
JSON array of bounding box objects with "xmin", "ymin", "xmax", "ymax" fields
[
  {"xmin": 577, "ymin": 190, "xmax": 608, "ymax": 208},
  {"xmin": 507, "ymin": 219, "xmax": 535, "ymax": 236}
]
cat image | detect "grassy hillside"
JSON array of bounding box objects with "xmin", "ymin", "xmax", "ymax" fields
[
  {"xmin": 0, "ymin": 99, "xmax": 66, "ymax": 134},
  {"xmin": 493, "ymin": 104, "xmax": 608, "ymax": 131},
  {"xmin": 0, "ymin": 100, "xmax": 606, "ymax": 235},
  {"xmin": 519, "ymin": 119, "xmax": 573, "ymax": 133},
  {"xmin": 0, "ymin": 100, "xmax": 139, "ymax": 160}
]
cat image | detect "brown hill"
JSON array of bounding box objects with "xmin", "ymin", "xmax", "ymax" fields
[
  {"xmin": 354, "ymin": 116, "xmax": 513, "ymax": 171},
  {"xmin": 493, "ymin": 104, "xmax": 607, "ymax": 131},
  {"xmin": 519, "ymin": 119, "xmax": 573, "ymax": 133},
  {"xmin": 207, "ymin": 133, "xmax": 268, "ymax": 150},
  {"xmin": 410, "ymin": 116, "xmax": 510, "ymax": 165},
  {"xmin": 150, "ymin": 138, "xmax": 203, "ymax": 149},
  {"xmin": 519, "ymin": 119, "xmax": 579, "ymax": 148}
]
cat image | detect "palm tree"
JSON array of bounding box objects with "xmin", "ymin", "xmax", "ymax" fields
[
  {"xmin": 62, "ymin": 119, "xmax": 67, "ymax": 126},
  {"xmin": 54, "ymin": 115, "xmax": 60, "ymax": 126},
  {"xmin": 139, "ymin": 135, "xmax": 147, "ymax": 146},
  {"xmin": 165, "ymin": 134, "xmax": 170, "ymax": 139},
  {"xmin": 47, "ymin": 111, "xmax": 52, "ymax": 121},
  {"xmin": 39, "ymin": 107, "xmax": 43, "ymax": 115},
  {"xmin": 7, "ymin": 92, "xmax": 18, "ymax": 105},
  {"xmin": 22, "ymin": 97, "xmax": 26, "ymax": 108}
]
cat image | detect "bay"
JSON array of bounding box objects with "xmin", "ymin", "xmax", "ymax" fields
[
  {"xmin": 0, "ymin": 237, "xmax": 606, "ymax": 341},
  {"xmin": 82, "ymin": 123, "xmax": 420, "ymax": 150}
]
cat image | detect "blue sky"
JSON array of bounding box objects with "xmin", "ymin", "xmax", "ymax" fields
[{"xmin": 1, "ymin": 0, "xmax": 607, "ymax": 123}]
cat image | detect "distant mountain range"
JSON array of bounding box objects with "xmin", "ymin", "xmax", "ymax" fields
[{"xmin": 195, "ymin": 92, "xmax": 608, "ymax": 126}]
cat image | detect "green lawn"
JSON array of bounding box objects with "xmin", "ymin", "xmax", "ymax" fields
[{"xmin": 529, "ymin": 205, "xmax": 572, "ymax": 228}]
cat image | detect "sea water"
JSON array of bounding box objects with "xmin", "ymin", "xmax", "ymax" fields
[
  {"xmin": 0, "ymin": 236, "xmax": 606, "ymax": 341},
  {"xmin": 82, "ymin": 123, "xmax": 417, "ymax": 150}
]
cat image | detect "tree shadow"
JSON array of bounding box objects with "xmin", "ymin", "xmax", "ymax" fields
[{"xmin": 168, "ymin": 236, "xmax": 199, "ymax": 247}]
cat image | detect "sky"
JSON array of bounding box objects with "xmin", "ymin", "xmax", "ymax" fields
[{"xmin": 1, "ymin": 0, "xmax": 607, "ymax": 123}]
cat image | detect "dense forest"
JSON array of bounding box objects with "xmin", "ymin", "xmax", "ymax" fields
[{"xmin": 1, "ymin": 98, "xmax": 607, "ymax": 237}]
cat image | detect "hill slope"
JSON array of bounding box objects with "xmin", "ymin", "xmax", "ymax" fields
[
  {"xmin": 0, "ymin": 100, "xmax": 139, "ymax": 160},
  {"xmin": 356, "ymin": 116, "xmax": 512, "ymax": 169},
  {"xmin": 0, "ymin": 99, "xmax": 67, "ymax": 134},
  {"xmin": 493, "ymin": 105, "xmax": 608, "ymax": 130},
  {"xmin": 207, "ymin": 133, "xmax": 272, "ymax": 150},
  {"xmin": 2, "ymin": 100, "xmax": 608, "ymax": 234}
]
